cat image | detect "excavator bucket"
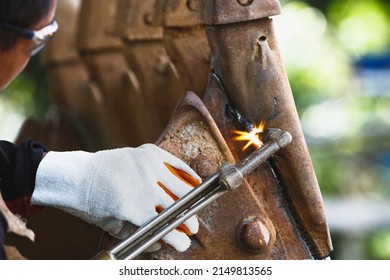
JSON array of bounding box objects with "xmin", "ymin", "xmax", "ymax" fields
[
  {"xmin": 100, "ymin": 0, "xmax": 332, "ymax": 259},
  {"xmin": 12, "ymin": 0, "xmax": 332, "ymax": 260}
]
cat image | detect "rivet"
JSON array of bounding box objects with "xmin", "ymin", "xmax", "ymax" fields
[
  {"xmin": 237, "ymin": 0, "xmax": 254, "ymax": 7},
  {"xmin": 238, "ymin": 216, "xmax": 270, "ymax": 252},
  {"xmin": 190, "ymin": 155, "xmax": 219, "ymax": 178},
  {"xmin": 186, "ymin": 0, "xmax": 199, "ymax": 12},
  {"xmin": 155, "ymin": 55, "xmax": 170, "ymax": 75},
  {"xmin": 143, "ymin": 13, "xmax": 153, "ymax": 25}
]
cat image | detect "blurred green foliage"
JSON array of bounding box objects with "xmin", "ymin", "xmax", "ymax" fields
[
  {"xmin": 2, "ymin": 55, "xmax": 50, "ymax": 120},
  {"xmin": 280, "ymin": 0, "xmax": 390, "ymax": 259},
  {"xmin": 277, "ymin": 0, "xmax": 390, "ymax": 195},
  {"xmin": 366, "ymin": 230, "xmax": 390, "ymax": 259}
]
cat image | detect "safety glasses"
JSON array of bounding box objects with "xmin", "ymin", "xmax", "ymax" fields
[{"xmin": 0, "ymin": 19, "xmax": 58, "ymax": 56}]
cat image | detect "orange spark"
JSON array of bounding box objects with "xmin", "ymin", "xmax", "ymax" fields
[{"xmin": 232, "ymin": 121, "xmax": 266, "ymax": 151}]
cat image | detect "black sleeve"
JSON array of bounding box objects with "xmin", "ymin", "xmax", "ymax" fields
[
  {"xmin": 0, "ymin": 210, "xmax": 7, "ymax": 260},
  {"xmin": 0, "ymin": 139, "xmax": 48, "ymax": 203}
]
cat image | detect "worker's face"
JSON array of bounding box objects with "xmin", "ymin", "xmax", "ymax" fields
[{"xmin": 0, "ymin": 0, "xmax": 57, "ymax": 92}]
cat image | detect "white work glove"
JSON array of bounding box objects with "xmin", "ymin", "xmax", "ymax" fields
[{"xmin": 31, "ymin": 144, "xmax": 201, "ymax": 252}]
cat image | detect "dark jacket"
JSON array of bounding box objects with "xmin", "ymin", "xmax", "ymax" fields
[
  {"xmin": 0, "ymin": 210, "xmax": 7, "ymax": 259},
  {"xmin": 0, "ymin": 139, "xmax": 47, "ymax": 259}
]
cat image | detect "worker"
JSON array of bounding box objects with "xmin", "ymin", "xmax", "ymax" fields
[{"xmin": 0, "ymin": 0, "xmax": 201, "ymax": 259}]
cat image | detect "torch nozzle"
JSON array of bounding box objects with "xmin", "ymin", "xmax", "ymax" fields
[
  {"xmin": 220, "ymin": 128, "xmax": 292, "ymax": 191},
  {"xmin": 263, "ymin": 128, "xmax": 292, "ymax": 148}
]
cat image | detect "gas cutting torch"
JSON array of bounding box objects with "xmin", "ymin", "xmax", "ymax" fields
[{"xmin": 92, "ymin": 128, "xmax": 292, "ymax": 260}]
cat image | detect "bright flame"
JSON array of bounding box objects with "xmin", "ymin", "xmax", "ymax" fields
[{"xmin": 232, "ymin": 121, "xmax": 266, "ymax": 151}]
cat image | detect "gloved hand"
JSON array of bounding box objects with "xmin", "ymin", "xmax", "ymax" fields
[{"xmin": 31, "ymin": 144, "xmax": 201, "ymax": 252}]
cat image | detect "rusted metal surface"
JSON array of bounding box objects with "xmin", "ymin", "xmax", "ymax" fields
[
  {"xmin": 40, "ymin": 0, "xmax": 79, "ymax": 64},
  {"xmin": 41, "ymin": 0, "xmax": 126, "ymax": 151},
  {"xmin": 117, "ymin": 0, "xmax": 163, "ymax": 41},
  {"xmin": 77, "ymin": 1, "xmax": 154, "ymax": 147},
  {"xmin": 202, "ymin": 15, "xmax": 332, "ymax": 258},
  {"xmin": 154, "ymin": 0, "xmax": 201, "ymax": 27},
  {"xmin": 155, "ymin": 0, "xmax": 211, "ymax": 97},
  {"xmin": 102, "ymin": 92, "xmax": 314, "ymax": 259},
  {"xmin": 118, "ymin": 0, "xmax": 186, "ymax": 143},
  {"xmin": 77, "ymin": 0, "xmax": 123, "ymax": 51},
  {"xmin": 100, "ymin": 0, "xmax": 332, "ymax": 260},
  {"xmin": 199, "ymin": 0, "xmax": 281, "ymax": 25}
]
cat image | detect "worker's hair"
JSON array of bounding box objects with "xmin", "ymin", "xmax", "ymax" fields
[{"xmin": 0, "ymin": 0, "xmax": 54, "ymax": 52}]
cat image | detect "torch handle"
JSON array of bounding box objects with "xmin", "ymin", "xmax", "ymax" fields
[
  {"xmin": 91, "ymin": 250, "xmax": 116, "ymax": 260},
  {"xmin": 102, "ymin": 171, "xmax": 222, "ymax": 259},
  {"xmin": 119, "ymin": 185, "xmax": 226, "ymax": 260}
]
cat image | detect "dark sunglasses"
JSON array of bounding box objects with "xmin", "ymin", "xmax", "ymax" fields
[{"xmin": 0, "ymin": 19, "xmax": 58, "ymax": 56}]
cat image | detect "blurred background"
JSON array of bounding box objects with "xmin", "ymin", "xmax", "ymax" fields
[
  {"xmin": 275, "ymin": 0, "xmax": 390, "ymax": 259},
  {"xmin": 1, "ymin": 0, "xmax": 390, "ymax": 259}
]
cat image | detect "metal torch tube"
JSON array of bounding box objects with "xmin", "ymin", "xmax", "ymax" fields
[
  {"xmin": 109, "ymin": 171, "xmax": 221, "ymax": 257},
  {"xmin": 120, "ymin": 188, "xmax": 226, "ymax": 260},
  {"xmin": 100, "ymin": 128, "xmax": 292, "ymax": 260}
]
